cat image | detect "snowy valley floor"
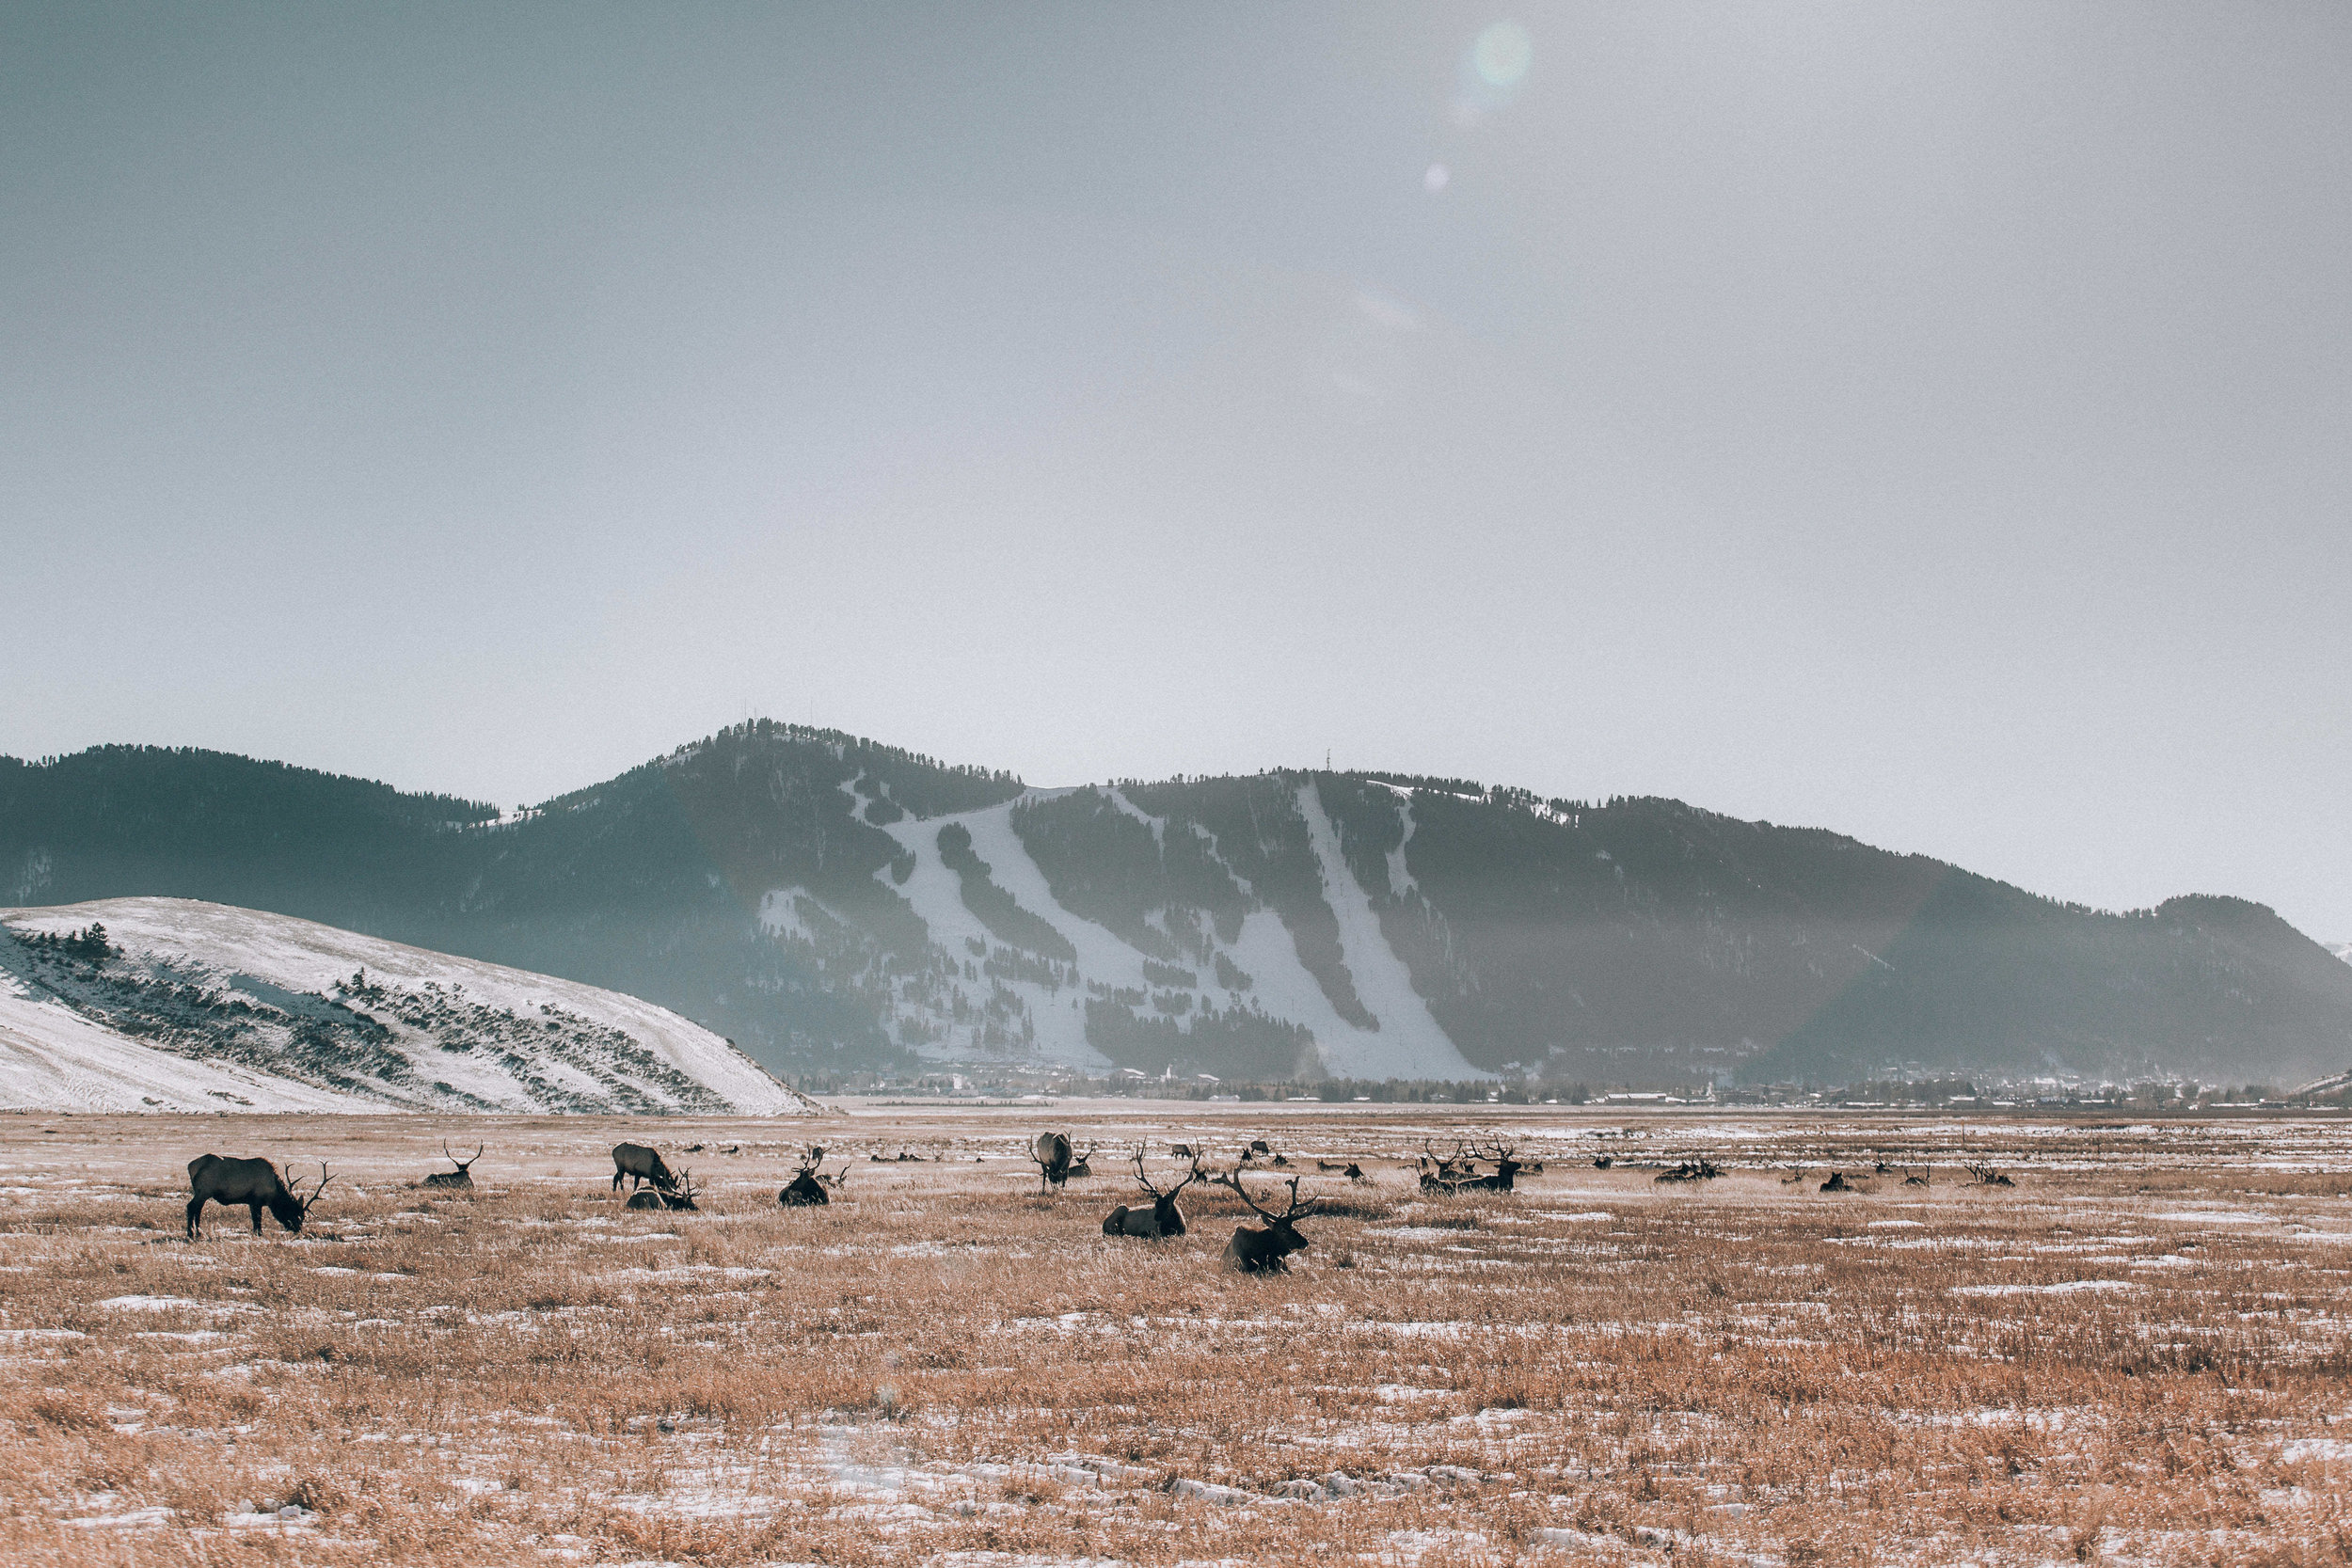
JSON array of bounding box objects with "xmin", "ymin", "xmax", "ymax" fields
[{"xmin": 1, "ymin": 1105, "xmax": 2349, "ymax": 1565}]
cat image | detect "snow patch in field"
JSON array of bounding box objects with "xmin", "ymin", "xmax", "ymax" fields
[{"xmin": 1949, "ymin": 1280, "xmax": 2142, "ymax": 1297}]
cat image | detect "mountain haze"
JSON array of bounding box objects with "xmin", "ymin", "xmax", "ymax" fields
[{"xmin": 5, "ymin": 727, "xmax": 2348, "ymax": 1087}]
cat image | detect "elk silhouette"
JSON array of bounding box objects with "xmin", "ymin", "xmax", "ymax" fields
[
  {"xmin": 1103, "ymin": 1144, "xmax": 1204, "ymax": 1239},
  {"xmin": 1028, "ymin": 1132, "xmax": 1074, "ymax": 1192},
  {"xmin": 1820, "ymin": 1171, "xmax": 1855, "ymax": 1193},
  {"xmin": 1315, "ymin": 1159, "xmax": 1366, "ymax": 1180},
  {"xmin": 1422, "ymin": 1138, "xmax": 1522, "ymax": 1194},
  {"xmin": 1214, "ymin": 1171, "xmax": 1316, "ymax": 1273},
  {"xmin": 421, "ymin": 1142, "xmax": 483, "ymax": 1190},
  {"xmin": 1065, "ymin": 1141, "xmax": 1100, "ymax": 1179},
  {"xmin": 1655, "ymin": 1157, "xmax": 1723, "ymax": 1183},
  {"xmin": 1964, "ymin": 1163, "xmax": 2014, "ymax": 1187},
  {"xmin": 779, "ymin": 1151, "xmax": 830, "ymax": 1207},
  {"xmin": 185, "ymin": 1156, "xmax": 332, "ymax": 1241},
  {"xmin": 627, "ymin": 1168, "xmax": 700, "ymax": 1212},
  {"xmin": 611, "ymin": 1142, "xmax": 676, "ymax": 1195}
]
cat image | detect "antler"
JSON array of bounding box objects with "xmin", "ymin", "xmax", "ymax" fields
[
  {"xmin": 300, "ymin": 1162, "xmax": 335, "ymax": 1212},
  {"xmin": 1215, "ymin": 1170, "xmax": 1313, "ymax": 1222},
  {"xmin": 1130, "ymin": 1141, "xmax": 1159, "ymax": 1196}
]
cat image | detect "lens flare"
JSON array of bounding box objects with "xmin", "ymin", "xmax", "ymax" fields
[{"xmin": 1470, "ymin": 22, "xmax": 1533, "ymax": 90}]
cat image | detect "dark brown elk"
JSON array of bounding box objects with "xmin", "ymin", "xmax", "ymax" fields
[
  {"xmin": 185, "ymin": 1156, "xmax": 332, "ymax": 1241},
  {"xmin": 1066, "ymin": 1141, "xmax": 1100, "ymax": 1179},
  {"xmin": 1965, "ymin": 1163, "xmax": 2014, "ymax": 1186},
  {"xmin": 611, "ymin": 1142, "xmax": 676, "ymax": 1194},
  {"xmin": 1214, "ymin": 1171, "xmax": 1316, "ymax": 1273},
  {"xmin": 421, "ymin": 1142, "xmax": 483, "ymax": 1190},
  {"xmin": 1168, "ymin": 1142, "xmax": 1205, "ymax": 1160},
  {"xmin": 1820, "ymin": 1171, "xmax": 1855, "ymax": 1193},
  {"xmin": 1103, "ymin": 1145, "xmax": 1204, "ymax": 1239},
  {"xmin": 1315, "ymin": 1159, "xmax": 1366, "ymax": 1180},
  {"xmin": 1029, "ymin": 1132, "xmax": 1073, "ymax": 1192},
  {"xmin": 628, "ymin": 1168, "xmax": 699, "ymax": 1212},
  {"xmin": 1248, "ymin": 1138, "xmax": 1272, "ymax": 1155},
  {"xmin": 779, "ymin": 1153, "xmax": 830, "ymax": 1207},
  {"xmin": 1655, "ymin": 1157, "xmax": 1723, "ymax": 1183},
  {"xmin": 1450, "ymin": 1140, "xmax": 1527, "ymax": 1193}
]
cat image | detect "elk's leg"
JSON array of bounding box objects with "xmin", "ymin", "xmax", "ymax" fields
[
  {"xmin": 247, "ymin": 1202, "xmax": 264, "ymax": 1234},
  {"xmin": 185, "ymin": 1196, "xmax": 205, "ymax": 1241},
  {"xmin": 612, "ymin": 1168, "xmax": 623, "ymax": 1192}
]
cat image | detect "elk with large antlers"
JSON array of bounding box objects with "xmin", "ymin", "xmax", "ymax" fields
[
  {"xmin": 1214, "ymin": 1170, "xmax": 1316, "ymax": 1273},
  {"xmin": 779, "ymin": 1150, "xmax": 830, "ymax": 1207},
  {"xmin": 628, "ymin": 1167, "xmax": 700, "ymax": 1212},
  {"xmin": 421, "ymin": 1141, "xmax": 483, "ymax": 1191},
  {"xmin": 1028, "ymin": 1132, "xmax": 1074, "ymax": 1192},
  {"xmin": 1103, "ymin": 1144, "xmax": 1204, "ymax": 1239},
  {"xmin": 1066, "ymin": 1141, "xmax": 1100, "ymax": 1179},
  {"xmin": 184, "ymin": 1156, "xmax": 333, "ymax": 1240}
]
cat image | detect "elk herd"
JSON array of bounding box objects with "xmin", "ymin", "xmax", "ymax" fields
[{"xmin": 174, "ymin": 1128, "xmax": 2018, "ymax": 1267}]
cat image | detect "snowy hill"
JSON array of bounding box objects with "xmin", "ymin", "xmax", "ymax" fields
[
  {"xmin": 0, "ymin": 899, "xmax": 815, "ymax": 1115},
  {"xmin": 8, "ymin": 730, "xmax": 2352, "ymax": 1087},
  {"xmin": 2331, "ymin": 942, "xmax": 2352, "ymax": 967}
]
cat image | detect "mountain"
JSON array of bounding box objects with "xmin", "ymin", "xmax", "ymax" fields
[
  {"xmin": 5, "ymin": 726, "xmax": 2349, "ymax": 1087},
  {"xmin": 2332, "ymin": 942, "xmax": 2352, "ymax": 967},
  {"xmin": 0, "ymin": 897, "xmax": 814, "ymax": 1115}
]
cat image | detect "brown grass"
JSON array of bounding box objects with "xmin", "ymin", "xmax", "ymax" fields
[{"xmin": 0, "ymin": 1105, "xmax": 2348, "ymax": 1564}]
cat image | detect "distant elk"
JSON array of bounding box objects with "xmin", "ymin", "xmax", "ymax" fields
[
  {"xmin": 626, "ymin": 1168, "xmax": 700, "ymax": 1212},
  {"xmin": 1168, "ymin": 1142, "xmax": 1206, "ymax": 1160},
  {"xmin": 611, "ymin": 1142, "xmax": 677, "ymax": 1195},
  {"xmin": 422, "ymin": 1142, "xmax": 484, "ymax": 1191},
  {"xmin": 1422, "ymin": 1139, "xmax": 1525, "ymax": 1194},
  {"xmin": 1964, "ymin": 1163, "xmax": 2014, "ymax": 1187},
  {"xmin": 1820, "ymin": 1171, "xmax": 1855, "ymax": 1193},
  {"xmin": 1028, "ymin": 1132, "xmax": 1074, "ymax": 1192},
  {"xmin": 1065, "ymin": 1142, "xmax": 1100, "ymax": 1179},
  {"xmin": 1315, "ymin": 1159, "xmax": 1366, "ymax": 1180},
  {"xmin": 184, "ymin": 1156, "xmax": 333, "ymax": 1241},
  {"xmin": 1103, "ymin": 1144, "xmax": 1204, "ymax": 1239},
  {"xmin": 1655, "ymin": 1157, "xmax": 1723, "ymax": 1184},
  {"xmin": 1214, "ymin": 1171, "xmax": 1316, "ymax": 1273},
  {"xmin": 779, "ymin": 1151, "xmax": 830, "ymax": 1207}
]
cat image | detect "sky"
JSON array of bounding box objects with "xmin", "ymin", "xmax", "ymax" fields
[{"xmin": 3, "ymin": 3, "xmax": 2347, "ymax": 939}]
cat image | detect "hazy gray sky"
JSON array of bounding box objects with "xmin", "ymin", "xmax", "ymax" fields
[{"xmin": 4, "ymin": 3, "xmax": 2347, "ymax": 938}]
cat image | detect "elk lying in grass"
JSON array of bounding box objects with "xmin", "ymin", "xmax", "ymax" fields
[
  {"xmin": 779, "ymin": 1152, "xmax": 830, "ymax": 1207},
  {"xmin": 1215, "ymin": 1171, "xmax": 1315, "ymax": 1273},
  {"xmin": 1656, "ymin": 1157, "xmax": 1724, "ymax": 1183},
  {"xmin": 1104, "ymin": 1145, "xmax": 1203, "ymax": 1239},
  {"xmin": 1965, "ymin": 1163, "xmax": 2015, "ymax": 1186},
  {"xmin": 185, "ymin": 1156, "xmax": 332, "ymax": 1240},
  {"xmin": 1066, "ymin": 1141, "xmax": 1100, "ymax": 1179},
  {"xmin": 1422, "ymin": 1139, "xmax": 1525, "ymax": 1194},
  {"xmin": 611, "ymin": 1142, "xmax": 676, "ymax": 1195},
  {"xmin": 1315, "ymin": 1159, "xmax": 1366, "ymax": 1180},
  {"xmin": 1029, "ymin": 1132, "xmax": 1074, "ymax": 1192},
  {"xmin": 625, "ymin": 1168, "xmax": 699, "ymax": 1212},
  {"xmin": 421, "ymin": 1142, "xmax": 483, "ymax": 1190},
  {"xmin": 1820, "ymin": 1171, "xmax": 1856, "ymax": 1193}
]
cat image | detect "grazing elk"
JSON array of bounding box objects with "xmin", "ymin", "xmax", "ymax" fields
[
  {"xmin": 1248, "ymin": 1138, "xmax": 1272, "ymax": 1155},
  {"xmin": 185, "ymin": 1156, "xmax": 332, "ymax": 1241},
  {"xmin": 1029, "ymin": 1132, "xmax": 1074, "ymax": 1192},
  {"xmin": 1214, "ymin": 1171, "xmax": 1316, "ymax": 1273},
  {"xmin": 1168, "ymin": 1142, "xmax": 1205, "ymax": 1160},
  {"xmin": 779, "ymin": 1152, "xmax": 830, "ymax": 1207},
  {"xmin": 421, "ymin": 1142, "xmax": 483, "ymax": 1191},
  {"xmin": 612, "ymin": 1142, "xmax": 677, "ymax": 1195},
  {"xmin": 1103, "ymin": 1145, "xmax": 1204, "ymax": 1239}
]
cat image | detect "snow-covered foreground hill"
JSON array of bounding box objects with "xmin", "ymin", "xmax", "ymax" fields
[{"xmin": 0, "ymin": 898, "xmax": 815, "ymax": 1116}]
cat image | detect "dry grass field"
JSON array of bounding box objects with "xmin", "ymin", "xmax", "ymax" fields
[{"xmin": 2, "ymin": 1103, "xmax": 2349, "ymax": 1566}]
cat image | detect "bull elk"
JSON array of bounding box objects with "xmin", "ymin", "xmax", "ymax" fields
[
  {"xmin": 184, "ymin": 1156, "xmax": 333, "ymax": 1241},
  {"xmin": 612, "ymin": 1142, "xmax": 677, "ymax": 1195},
  {"xmin": 626, "ymin": 1168, "xmax": 700, "ymax": 1212},
  {"xmin": 1315, "ymin": 1159, "xmax": 1366, "ymax": 1180},
  {"xmin": 1066, "ymin": 1141, "xmax": 1100, "ymax": 1179},
  {"xmin": 421, "ymin": 1142, "xmax": 483, "ymax": 1191},
  {"xmin": 1028, "ymin": 1132, "xmax": 1074, "ymax": 1192},
  {"xmin": 779, "ymin": 1152, "xmax": 830, "ymax": 1207},
  {"xmin": 1103, "ymin": 1144, "xmax": 1204, "ymax": 1239},
  {"xmin": 1213, "ymin": 1170, "xmax": 1316, "ymax": 1273}
]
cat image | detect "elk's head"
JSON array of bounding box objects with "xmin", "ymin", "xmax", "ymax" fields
[
  {"xmin": 277, "ymin": 1163, "xmax": 334, "ymax": 1233},
  {"xmin": 1137, "ymin": 1144, "xmax": 1203, "ymax": 1227}
]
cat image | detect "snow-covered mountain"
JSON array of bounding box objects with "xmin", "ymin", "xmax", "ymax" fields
[
  {"xmin": 8, "ymin": 729, "xmax": 2352, "ymax": 1087},
  {"xmin": 0, "ymin": 898, "xmax": 815, "ymax": 1115},
  {"xmin": 2331, "ymin": 942, "xmax": 2352, "ymax": 967}
]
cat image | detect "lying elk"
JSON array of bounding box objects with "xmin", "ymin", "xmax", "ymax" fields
[
  {"xmin": 1066, "ymin": 1141, "xmax": 1100, "ymax": 1179},
  {"xmin": 1820, "ymin": 1171, "xmax": 1855, "ymax": 1193},
  {"xmin": 1029, "ymin": 1132, "xmax": 1074, "ymax": 1192},
  {"xmin": 626, "ymin": 1168, "xmax": 700, "ymax": 1212},
  {"xmin": 1655, "ymin": 1157, "xmax": 1723, "ymax": 1183},
  {"xmin": 1965, "ymin": 1163, "xmax": 2014, "ymax": 1187},
  {"xmin": 1418, "ymin": 1139, "xmax": 1474, "ymax": 1188},
  {"xmin": 422, "ymin": 1142, "xmax": 483, "ymax": 1190},
  {"xmin": 1104, "ymin": 1145, "xmax": 1204, "ymax": 1239},
  {"xmin": 1214, "ymin": 1171, "xmax": 1316, "ymax": 1273},
  {"xmin": 1451, "ymin": 1140, "xmax": 1528, "ymax": 1193},
  {"xmin": 1315, "ymin": 1159, "xmax": 1366, "ymax": 1180},
  {"xmin": 612, "ymin": 1142, "xmax": 677, "ymax": 1195},
  {"xmin": 779, "ymin": 1153, "xmax": 830, "ymax": 1207},
  {"xmin": 185, "ymin": 1156, "xmax": 332, "ymax": 1241}
]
